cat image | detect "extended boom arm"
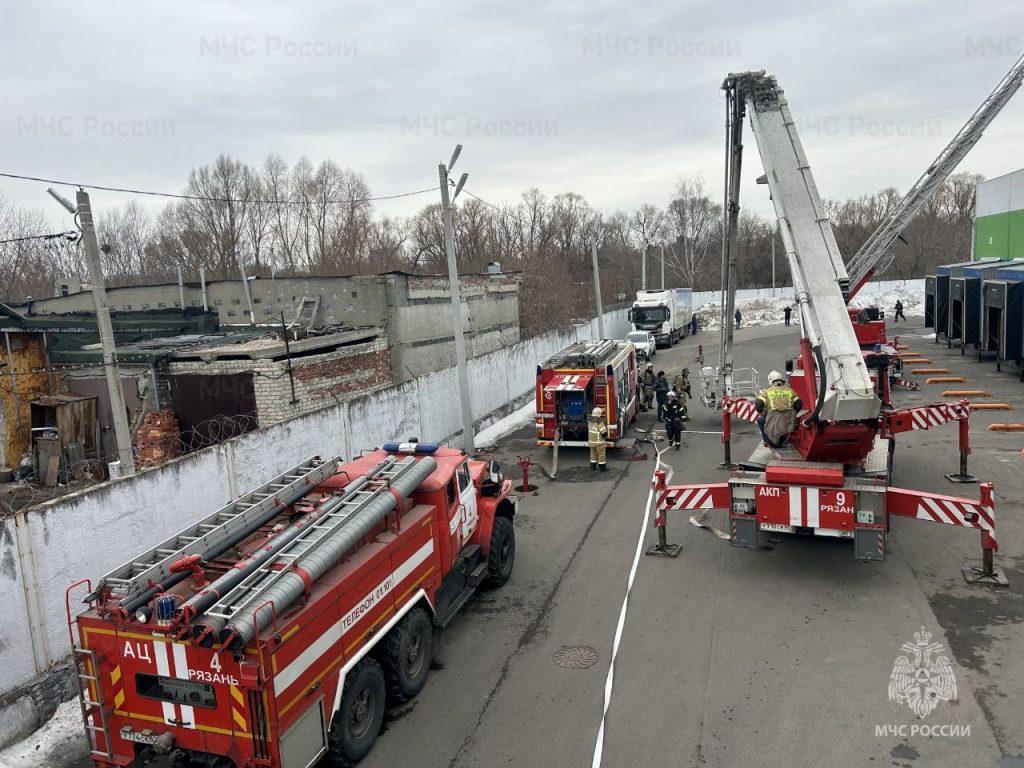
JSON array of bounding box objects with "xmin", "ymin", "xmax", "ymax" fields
[
  {"xmin": 722, "ymin": 72, "xmax": 880, "ymax": 423},
  {"xmin": 845, "ymin": 53, "xmax": 1024, "ymax": 298}
]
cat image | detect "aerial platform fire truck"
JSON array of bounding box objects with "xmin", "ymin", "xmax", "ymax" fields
[
  {"xmin": 535, "ymin": 339, "xmax": 639, "ymax": 447},
  {"xmin": 68, "ymin": 442, "xmax": 517, "ymax": 767},
  {"xmin": 654, "ymin": 59, "xmax": 1024, "ymax": 583}
]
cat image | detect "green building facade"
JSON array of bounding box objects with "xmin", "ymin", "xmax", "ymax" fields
[{"xmin": 974, "ymin": 169, "xmax": 1024, "ymax": 260}]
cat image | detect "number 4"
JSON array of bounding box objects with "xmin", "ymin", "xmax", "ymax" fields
[{"xmin": 210, "ymin": 652, "xmax": 222, "ymax": 672}]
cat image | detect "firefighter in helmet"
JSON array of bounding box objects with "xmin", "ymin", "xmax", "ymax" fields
[
  {"xmin": 755, "ymin": 370, "xmax": 802, "ymax": 449},
  {"xmin": 663, "ymin": 390, "xmax": 684, "ymax": 449},
  {"xmin": 588, "ymin": 407, "xmax": 608, "ymax": 471},
  {"xmin": 673, "ymin": 368, "xmax": 692, "ymax": 400},
  {"xmin": 640, "ymin": 363, "xmax": 655, "ymax": 411}
]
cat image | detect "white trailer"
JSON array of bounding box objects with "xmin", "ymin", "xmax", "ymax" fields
[{"xmin": 630, "ymin": 288, "xmax": 689, "ymax": 346}]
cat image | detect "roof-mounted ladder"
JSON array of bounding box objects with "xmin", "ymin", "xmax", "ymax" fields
[
  {"xmin": 199, "ymin": 455, "xmax": 419, "ymax": 627},
  {"xmin": 94, "ymin": 455, "xmax": 340, "ymax": 604}
]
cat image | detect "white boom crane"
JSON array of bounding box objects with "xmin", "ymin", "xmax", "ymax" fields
[
  {"xmin": 722, "ymin": 72, "xmax": 880, "ymax": 423},
  {"xmin": 845, "ymin": 53, "xmax": 1024, "ymax": 298}
]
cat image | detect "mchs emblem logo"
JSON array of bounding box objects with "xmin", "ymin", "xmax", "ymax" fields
[{"xmin": 888, "ymin": 627, "xmax": 958, "ymax": 718}]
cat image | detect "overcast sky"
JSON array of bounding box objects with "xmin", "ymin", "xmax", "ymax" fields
[{"xmin": 2, "ymin": 0, "xmax": 1022, "ymax": 227}]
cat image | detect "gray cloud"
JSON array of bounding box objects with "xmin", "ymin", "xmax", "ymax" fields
[{"xmin": 2, "ymin": 0, "xmax": 1022, "ymax": 225}]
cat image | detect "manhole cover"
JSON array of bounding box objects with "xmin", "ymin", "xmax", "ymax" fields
[{"xmin": 553, "ymin": 645, "xmax": 598, "ymax": 669}]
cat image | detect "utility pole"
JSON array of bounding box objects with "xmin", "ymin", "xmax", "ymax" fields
[
  {"xmin": 71, "ymin": 189, "xmax": 136, "ymax": 476},
  {"xmin": 439, "ymin": 145, "xmax": 474, "ymax": 452},
  {"xmin": 660, "ymin": 243, "xmax": 666, "ymax": 290},
  {"xmin": 771, "ymin": 227, "xmax": 776, "ymax": 298},
  {"xmin": 176, "ymin": 264, "xmax": 186, "ymax": 313},
  {"xmin": 591, "ymin": 223, "xmax": 605, "ymax": 338},
  {"xmin": 641, "ymin": 243, "xmax": 647, "ymax": 291},
  {"xmin": 236, "ymin": 250, "xmax": 256, "ymax": 324}
]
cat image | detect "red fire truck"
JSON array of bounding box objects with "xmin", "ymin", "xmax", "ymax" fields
[
  {"xmin": 67, "ymin": 443, "xmax": 517, "ymax": 767},
  {"xmin": 535, "ymin": 339, "xmax": 639, "ymax": 447}
]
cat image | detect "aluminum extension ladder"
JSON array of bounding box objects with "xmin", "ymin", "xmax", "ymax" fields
[
  {"xmin": 73, "ymin": 646, "xmax": 113, "ymax": 762},
  {"xmin": 94, "ymin": 456, "xmax": 340, "ymax": 604},
  {"xmin": 201, "ymin": 455, "xmax": 419, "ymax": 628}
]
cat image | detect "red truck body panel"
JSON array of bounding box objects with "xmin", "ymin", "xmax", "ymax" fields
[{"xmin": 73, "ymin": 446, "xmax": 515, "ymax": 767}]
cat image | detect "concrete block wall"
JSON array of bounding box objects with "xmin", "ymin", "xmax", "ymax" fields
[{"xmin": 0, "ymin": 306, "xmax": 628, "ymax": 746}]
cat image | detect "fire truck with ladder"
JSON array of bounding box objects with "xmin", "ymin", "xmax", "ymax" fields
[
  {"xmin": 67, "ymin": 442, "xmax": 517, "ymax": 767},
  {"xmin": 653, "ymin": 57, "xmax": 1024, "ymax": 584}
]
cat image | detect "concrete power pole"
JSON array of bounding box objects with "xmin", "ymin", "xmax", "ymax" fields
[
  {"xmin": 439, "ymin": 147, "xmax": 474, "ymax": 452},
  {"xmin": 76, "ymin": 189, "xmax": 136, "ymax": 477},
  {"xmin": 660, "ymin": 243, "xmax": 666, "ymax": 290},
  {"xmin": 641, "ymin": 243, "xmax": 647, "ymax": 291},
  {"xmin": 591, "ymin": 232, "xmax": 605, "ymax": 339}
]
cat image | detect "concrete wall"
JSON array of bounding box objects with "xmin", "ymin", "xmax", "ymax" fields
[
  {"xmin": 385, "ymin": 273, "xmax": 522, "ymax": 379},
  {"xmin": 18, "ymin": 272, "xmax": 523, "ymax": 383},
  {"xmin": 0, "ymin": 306, "xmax": 628, "ymax": 737}
]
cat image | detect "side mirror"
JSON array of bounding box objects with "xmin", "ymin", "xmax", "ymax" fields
[
  {"xmin": 489, "ymin": 459, "xmax": 502, "ymax": 484},
  {"xmin": 785, "ymin": 359, "xmax": 794, "ymax": 374}
]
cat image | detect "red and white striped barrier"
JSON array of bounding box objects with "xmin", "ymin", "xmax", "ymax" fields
[
  {"xmin": 888, "ymin": 483, "xmax": 997, "ymax": 547},
  {"xmin": 723, "ymin": 396, "xmax": 759, "ymax": 424},
  {"xmin": 907, "ymin": 401, "xmax": 969, "ymax": 430}
]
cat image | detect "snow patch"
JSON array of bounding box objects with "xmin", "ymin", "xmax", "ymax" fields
[
  {"xmin": 0, "ymin": 698, "xmax": 88, "ymax": 768},
  {"xmin": 475, "ymin": 402, "xmax": 534, "ymax": 448},
  {"xmin": 694, "ymin": 280, "xmax": 924, "ymax": 331}
]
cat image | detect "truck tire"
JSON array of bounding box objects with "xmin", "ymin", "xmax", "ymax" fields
[
  {"xmin": 326, "ymin": 658, "xmax": 386, "ymax": 767},
  {"xmin": 484, "ymin": 516, "xmax": 515, "ymax": 588},
  {"xmin": 382, "ymin": 607, "xmax": 433, "ymax": 703}
]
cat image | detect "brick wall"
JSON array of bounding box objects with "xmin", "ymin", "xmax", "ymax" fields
[
  {"xmin": 0, "ymin": 333, "xmax": 53, "ymax": 468},
  {"xmin": 164, "ymin": 337, "xmax": 391, "ymax": 429}
]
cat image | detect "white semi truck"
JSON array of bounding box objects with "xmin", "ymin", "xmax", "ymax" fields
[{"xmin": 630, "ymin": 288, "xmax": 693, "ymax": 346}]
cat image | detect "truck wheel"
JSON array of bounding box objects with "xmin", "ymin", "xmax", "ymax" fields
[
  {"xmin": 327, "ymin": 658, "xmax": 386, "ymax": 767},
  {"xmin": 484, "ymin": 516, "xmax": 515, "ymax": 588},
  {"xmin": 383, "ymin": 607, "xmax": 433, "ymax": 703}
]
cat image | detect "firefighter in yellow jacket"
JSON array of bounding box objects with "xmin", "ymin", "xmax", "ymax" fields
[
  {"xmin": 755, "ymin": 370, "xmax": 802, "ymax": 449},
  {"xmin": 588, "ymin": 407, "xmax": 608, "ymax": 471}
]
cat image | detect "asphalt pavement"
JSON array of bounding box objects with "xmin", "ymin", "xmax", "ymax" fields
[
  {"xmin": 366, "ymin": 318, "xmax": 1024, "ymax": 768},
  {"xmin": 55, "ymin": 319, "xmax": 1024, "ymax": 768}
]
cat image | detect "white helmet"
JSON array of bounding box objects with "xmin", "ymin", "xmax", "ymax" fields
[
  {"xmin": 768, "ymin": 370, "xmax": 785, "ymax": 385},
  {"xmin": 666, "ymin": 390, "xmax": 676, "ymax": 399},
  {"xmin": 592, "ymin": 407, "xmax": 604, "ymax": 417}
]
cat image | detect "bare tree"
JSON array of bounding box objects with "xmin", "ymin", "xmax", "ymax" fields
[
  {"xmin": 97, "ymin": 201, "xmax": 152, "ymax": 285},
  {"xmin": 665, "ymin": 176, "xmax": 720, "ymax": 288}
]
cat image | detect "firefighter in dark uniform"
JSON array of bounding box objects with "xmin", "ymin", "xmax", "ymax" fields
[
  {"xmin": 588, "ymin": 407, "xmax": 608, "ymax": 471},
  {"xmin": 755, "ymin": 370, "xmax": 802, "ymax": 448},
  {"xmin": 663, "ymin": 391, "xmax": 685, "ymax": 449}
]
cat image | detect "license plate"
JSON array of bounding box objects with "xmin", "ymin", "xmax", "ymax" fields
[
  {"xmin": 759, "ymin": 522, "xmax": 793, "ymax": 533},
  {"xmin": 120, "ymin": 729, "xmax": 161, "ymax": 745}
]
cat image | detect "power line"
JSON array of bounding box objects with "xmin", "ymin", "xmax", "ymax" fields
[
  {"xmin": 0, "ymin": 231, "xmax": 79, "ymax": 246},
  {"xmin": 0, "ymin": 171, "xmax": 436, "ymax": 206}
]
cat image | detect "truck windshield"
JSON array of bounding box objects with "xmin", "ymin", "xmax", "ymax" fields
[{"xmin": 633, "ymin": 307, "xmax": 669, "ymax": 324}]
